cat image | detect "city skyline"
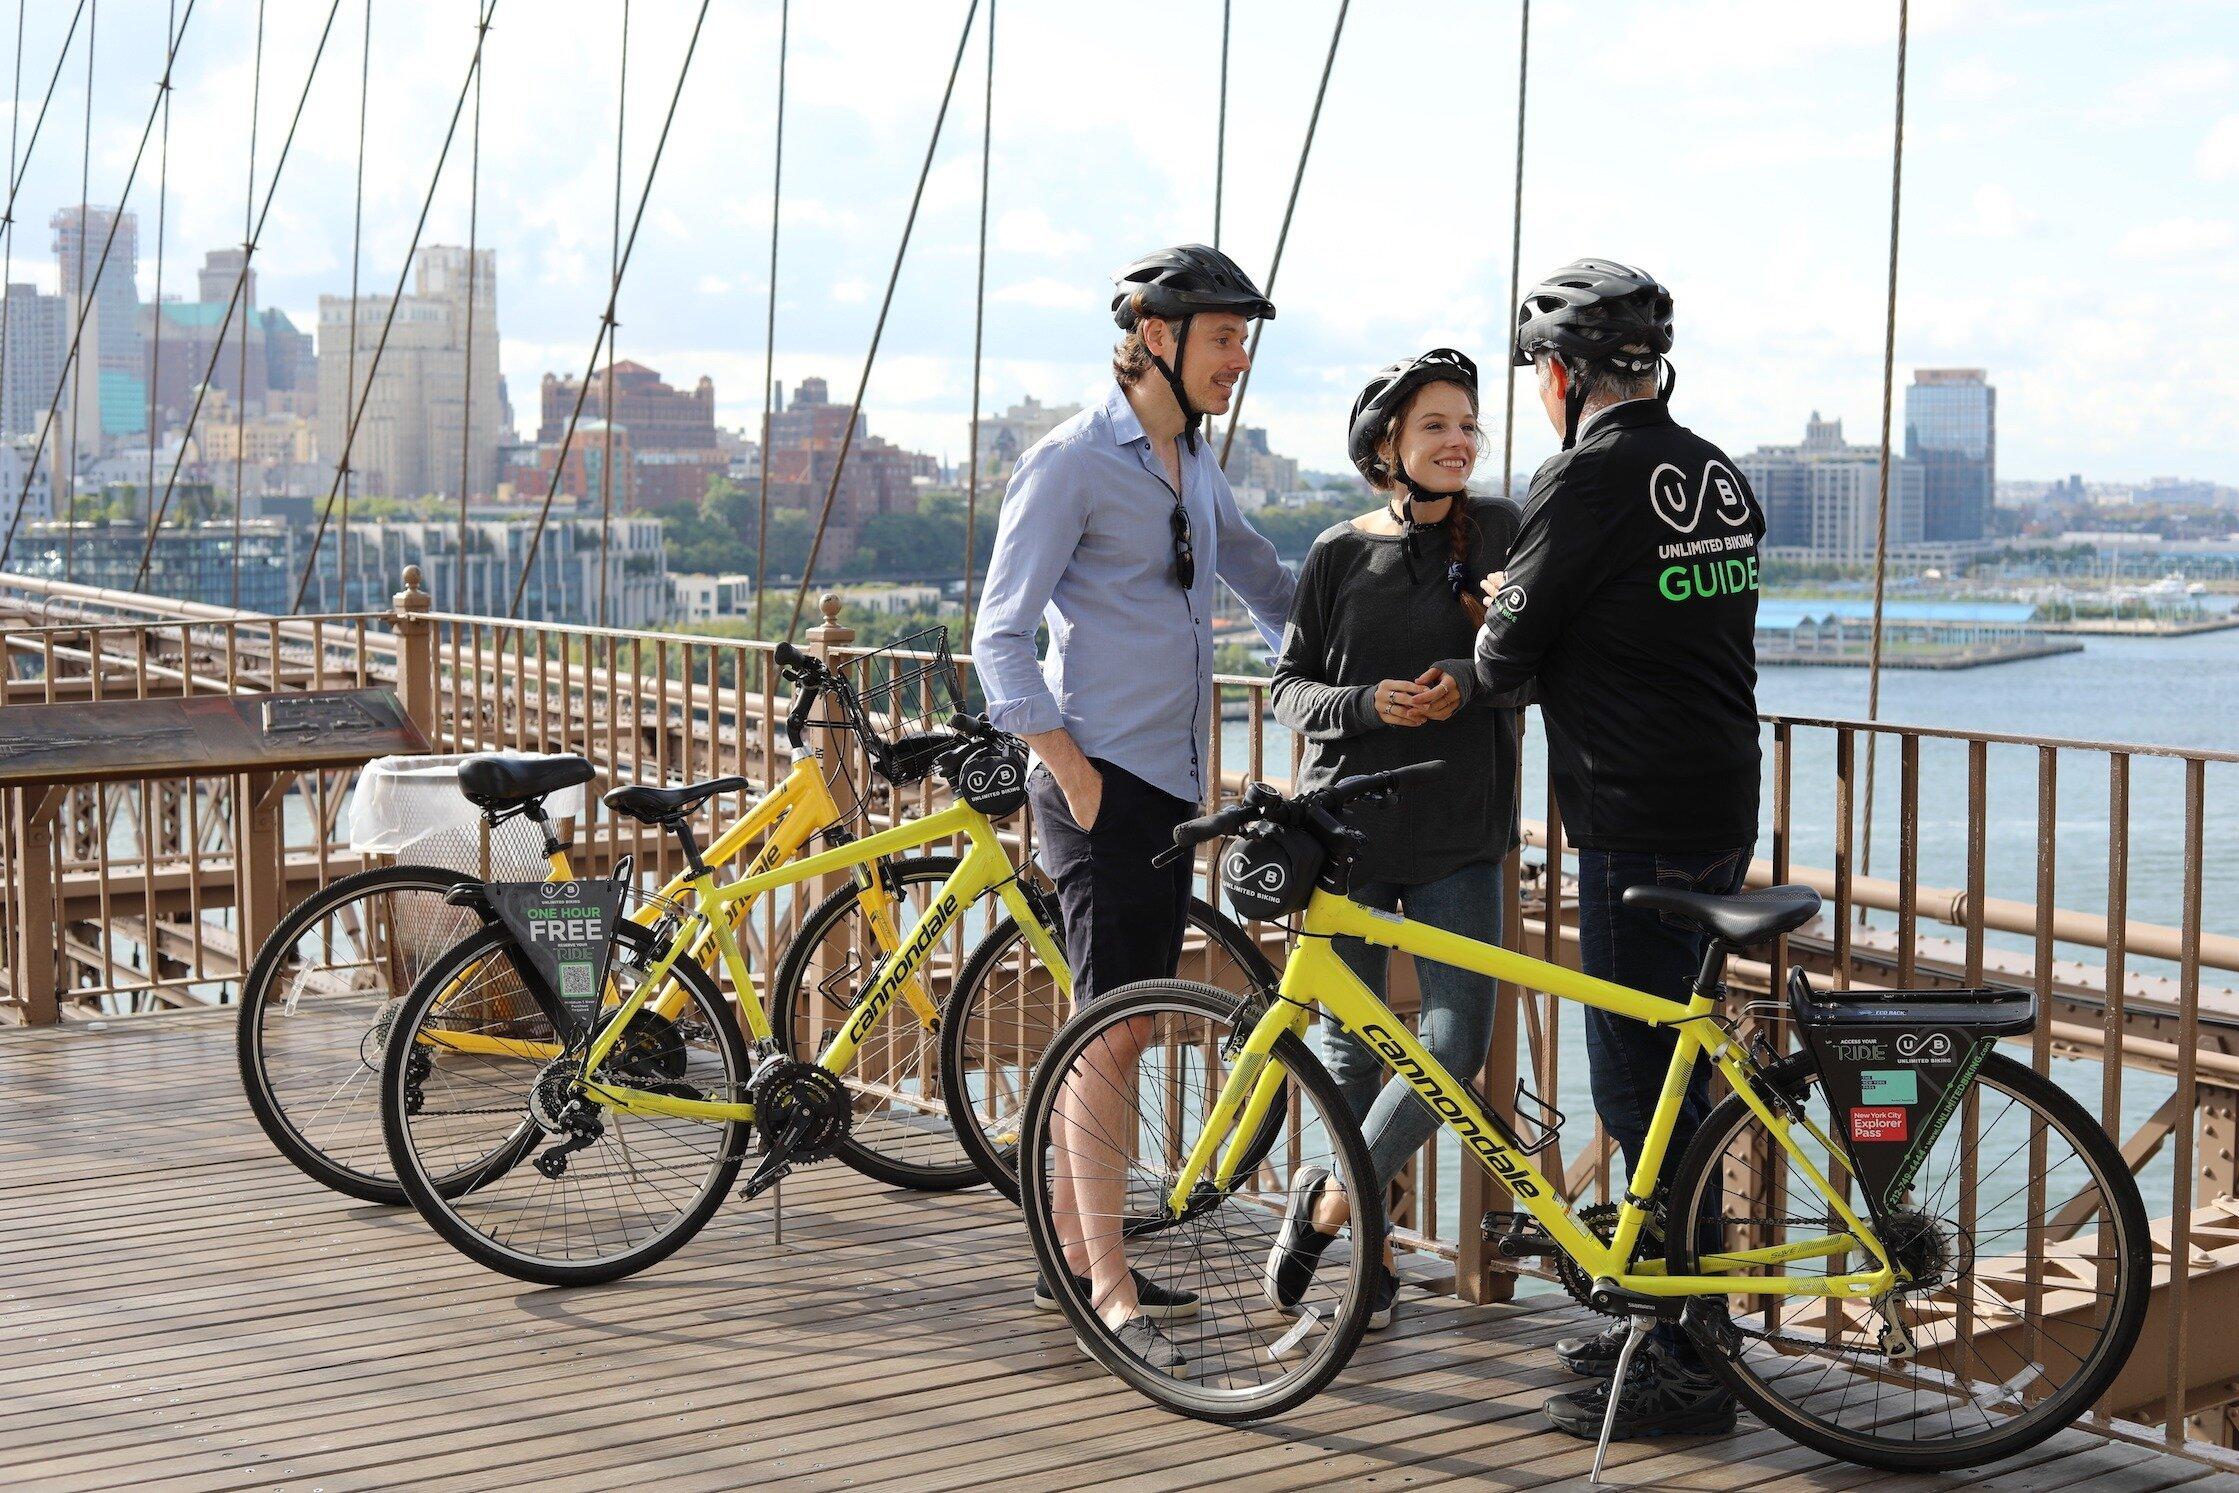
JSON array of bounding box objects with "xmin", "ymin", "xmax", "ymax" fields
[{"xmin": 0, "ymin": 2, "xmax": 2229, "ymax": 492}]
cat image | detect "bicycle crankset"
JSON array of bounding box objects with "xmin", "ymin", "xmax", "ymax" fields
[
  {"xmin": 1557, "ymin": 1200, "xmax": 1666, "ymax": 1313},
  {"xmin": 740, "ymin": 1055, "xmax": 852, "ymax": 1198}
]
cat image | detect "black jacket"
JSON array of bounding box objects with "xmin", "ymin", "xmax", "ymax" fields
[{"xmin": 1472, "ymin": 400, "xmax": 1762, "ymax": 852}]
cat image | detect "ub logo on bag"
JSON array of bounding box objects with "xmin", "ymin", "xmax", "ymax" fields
[{"xmin": 1220, "ymin": 821, "xmax": 1324, "ymax": 922}]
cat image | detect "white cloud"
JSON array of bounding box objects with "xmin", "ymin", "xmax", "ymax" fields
[
  {"xmin": 991, "ymin": 276, "xmax": 1097, "ymax": 311},
  {"xmin": 2105, "ymin": 55, "xmax": 2237, "ymax": 120},
  {"xmin": 830, "ymin": 279, "xmax": 871, "ymax": 304},
  {"xmin": 2112, "ymin": 218, "xmax": 2236, "ymax": 261},
  {"xmin": 994, "ymin": 208, "xmax": 1089, "ymax": 259},
  {"xmin": 2199, "ymin": 115, "xmax": 2239, "ymax": 181},
  {"xmin": 1965, "ymin": 183, "xmax": 2042, "ymax": 239}
]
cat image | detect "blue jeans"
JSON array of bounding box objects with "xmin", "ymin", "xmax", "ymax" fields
[{"xmin": 1319, "ymin": 861, "xmax": 1502, "ymax": 1195}]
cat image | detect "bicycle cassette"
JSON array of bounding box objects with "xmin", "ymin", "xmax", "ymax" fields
[{"xmin": 747, "ymin": 1056, "xmax": 852, "ymax": 1166}]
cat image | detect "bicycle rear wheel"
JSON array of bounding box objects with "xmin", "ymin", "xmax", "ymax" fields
[
  {"xmin": 236, "ymin": 864, "xmax": 482, "ymax": 1203},
  {"xmin": 384, "ymin": 920, "xmax": 750, "ymax": 1286},
  {"xmin": 1666, "ymin": 1051, "xmax": 2149, "ymax": 1472},
  {"xmin": 1018, "ymin": 981, "xmax": 1380, "ymax": 1422},
  {"xmin": 941, "ymin": 893, "xmax": 1279, "ymax": 1202}
]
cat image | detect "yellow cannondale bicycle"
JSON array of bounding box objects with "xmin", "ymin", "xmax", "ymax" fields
[
  {"xmin": 378, "ymin": 634, "xmax": 1269, "ymax": 1285},
  {"xmin": 1018, "ymin": 762, "xmax": 2148, "ymax": 1478}
]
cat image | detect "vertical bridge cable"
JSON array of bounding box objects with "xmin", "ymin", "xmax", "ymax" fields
[
  {"xmin": 288, "ymin": 0, "xmax": 495, "ymax": 612},
  {"xmin": 751, "ymin": 0, "xmax": 787, "ymax": 636},
  {"xmin": 338, "ymin": 0, "xmax": 371, "ymax": 605},
  {"xmin": 960, "ymin": 0, "xmax": 992, "ymax": 630},
  {"xmin": 1213, "ymin": 0, "xmax": 1228, "ymax": 248},
  {"xmin": 1860, "ymin": 0, "xmax": 1908, "ymax": 880},
  {"xmin": 231, "ymin": 0, "xmax": 265, "ymax": 608},
  {"xmin": 63, "ymin": 0, "xmax": 92, "ymax": 584},
  {"xmin": 1499, "ymin": 0, "xmax": 1529, "ymax": 500},
  {"xmin": 507, "ymin": 0, "xmax": 713, "ymax": 619},
  {"xmin": 145, "ymin": 0, "xmax": 175, "ymax": 559},
  {"xmin": 595, "ymin": 0, "xmax": 627, "ymax": 628},
  {"xmin": 134, "ymin": 0, "xmax": 347, "ymax": 589},
  {"xmin": 1, "ymin": 0, "xmax": 199, "ymax": 577},
  {"xmin": 0, "ymin": 0, "xmax": 23, "ymax": 538},
  {"xmin": 454, "ymin": 11, "xmax": 486, "ymax": 611},
  {"xmin": 785, "ymin": 0, "xmax": 983, "ymax": 640},
  {"xmin": 1216, "ymin": 0, "xmax": 1349, "ymax": 468}
]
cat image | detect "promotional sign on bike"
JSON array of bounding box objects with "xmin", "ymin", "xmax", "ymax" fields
[
  {"xmin": 487, "ymin": 878, "xmax": 627, "ymax": 1041},
  {"xmin": 1785, "ymin": 971, "xmax": 2035, "ymax": 1217}
]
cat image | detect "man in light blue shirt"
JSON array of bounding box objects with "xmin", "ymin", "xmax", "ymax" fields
[{"xmin": 971, "ymin": 245, "xmax": 1294, "ymax": 1362}]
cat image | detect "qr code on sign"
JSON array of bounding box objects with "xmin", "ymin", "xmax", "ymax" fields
[{"xmin": 559, "ymin": 962, "xmax": 595, "ymax": 999}]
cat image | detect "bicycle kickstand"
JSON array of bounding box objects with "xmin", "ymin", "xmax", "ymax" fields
[{"xmin": 1591, "ymin": 1314, "xmax": 1656, "ymax": 1485}]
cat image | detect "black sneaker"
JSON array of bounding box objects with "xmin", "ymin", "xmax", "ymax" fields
[
  {"xmin": 1365, "ymin": 1266, "xmax": 1399, "ymax": 1332},
  {"xmin": 1078, "ymin": 1314, "xmax": 1192, "ymax": 1376},
  {"xmin": 1554, "ymin": 1321, "xmax": 1630, "ymax": 1377},
  {"xmin": 1263, "ymin": 1165, "xmax": 1337, "ymax": 1310},
  {"xmin": 1543, "ymin": 1342, "xmax": 1737, "ymax": 1440},
  {"xmin": 1034, "ymin": 1267, "xmax": 1200, "ymax": 1321}
]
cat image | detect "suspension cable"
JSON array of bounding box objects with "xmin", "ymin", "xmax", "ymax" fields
[
  {"xmin": 1216, "ymin": 0, "xmax": 1348, "ymax": 468},
  {"xmin": 0, "ymin": 0, "xmax": 89, "ymax": 245},
  {"xmin": 594, "ymin": 0, "xmax": 627, "ymax": 628},
  {"xmin": 62, "ymin": 0, "xmax": 92, "ymax": 584},
  {"xmin": 454, "ymin": 12, "xmax": 485, "ymax": 611},
  {"xmin": 1499, "ymin": 0, "xmax": 1529, "ymax": 500},
  {"xmin": 960, "ymin": 0, "xmax": 993, "ymax": 630},
  {"xmin": 1, "ymin": 0, "xmax": 198, "ymax": 576},
  {"xmin": 337, "ymin": 0, "xmax": 370, "ymax": 605},
  {"xmin": 1213, "ymin": 0, "xmax": 1228, "ymax": 248},
  {"xmin": 751, "ymin": 0, "xmax": 787, "ymax": 636},
  {"xmin": 144, "ymin": 0, "xmax": 173, "ymax": 556},
  {"xmin": 507, "ymin": 0, "xmax": 712, "ymax": 619},
  {"xmin": 230, "ymin": 0, "xmax": 264, "ymax": 608},
  {"xmin": 0, "ymin": 0, "xmax": 23, "ymax": 524},
  {"xmin": 288, "ymin": 0, "xmax": 495, "ymax": 612},
  {"xmin": 785, "ymin": 0, "xmax": 982, "ymax": 639},
  {"xmin": 1860, "ymin": 0, "xmax": 1908, "ymax": 882},
  {"xmin": 130, "ymin": 0, "xmax": 345, "ymax": 589}
]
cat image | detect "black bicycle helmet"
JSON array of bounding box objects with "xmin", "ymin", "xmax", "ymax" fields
[
  {"xmin": 1513, "ymin": 259, "xmax": 1675, "ymax": 449},
  {"xmin": 1347, "ymin": 347, "xmax": 1481, "ymax": 592},
  {"xmin": 1111, "ymin": 244, "xmax": 1275, "ymax": 450}
]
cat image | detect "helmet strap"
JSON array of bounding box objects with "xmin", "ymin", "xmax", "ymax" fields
[
  {"xmin": 1387, "ymin": 454, "xmax": 1450, "ymax": 585},
  {"xmin": 1148, "ymin": 314, "xmax": 1201, "ymax": 453},
  {"xmin": 1561, "ymin": 378, "xmax": 1587, "ymax": 452},
  {"xmin": 1657, "ymin": 356, "xmax": 1677, "ymax": 404}
]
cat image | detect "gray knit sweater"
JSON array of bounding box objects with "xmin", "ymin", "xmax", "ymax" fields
[{"xmin": 1269, "ymin": 497, "xmax": 1526, "ymax": 885}]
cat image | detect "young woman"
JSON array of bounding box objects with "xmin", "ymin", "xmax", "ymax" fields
[{"xmin": 1262, "ymin": 347, "xmax": 1523, "ymax": 1330}]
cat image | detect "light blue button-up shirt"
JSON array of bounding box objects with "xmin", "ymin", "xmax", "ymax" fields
[{"xmin": 970, "ymin": 382, "xmax": 1296, "ymax": 805}]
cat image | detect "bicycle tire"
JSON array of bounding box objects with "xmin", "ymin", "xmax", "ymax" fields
[
  {"xmin": 1665, "ymin": 1050, "xmax": 2150, "ymax": 1472},
  {"xmin": 769, "ymin": 856, "xmax": 986, "ymax": 1192},
  {"xmin": 236, "ymin": 863, "xmax": 483, "ymax": 1204},
  {"xmin": 939, "ymin": 896, "xmax": 1281, "ymax": 1202},
  {"xmin": 384, "ymin": 919, "xmax": 751, "ymax": 1286},
  {"xmin": 1018, "ymin": 980, "xmax": 1381, "ymax": 1423}
]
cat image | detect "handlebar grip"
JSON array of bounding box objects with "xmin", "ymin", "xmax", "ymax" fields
[
  {"xmin": 1322, "ymin": 758, "xmax": 1448, "ymax": 807},
  {"xmin": 1171, "ymin": 798, "xmax": 1259, "ymax": 851},
  {"xmin": 774, "ymin": 641, "xmax": 810, "ymax": 670}
]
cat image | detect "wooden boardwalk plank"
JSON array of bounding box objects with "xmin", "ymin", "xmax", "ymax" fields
[{"xmin": 8, "ymin": 1015, "xmax": 2236, "ymax": 1492}]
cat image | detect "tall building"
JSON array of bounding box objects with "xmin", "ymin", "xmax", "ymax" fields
[
  {"xmin": 1, "ymin": 283, "xmax": 70, "ymax": 438},
  {"xmin": 144, "ymin": 248, "xmax": 276, "ymax": 430},
  {"xmin": 1905, "ymin": 368, "xmax": 1994, "ymax": 543},
  {"xmin": 1220, "ymin": 425, "xmax": 1301, "ymax": 508},
  {"xmin": 52, "ymin": 206, "xmax": 145, "ymax": 445},
  {"xmin": 316, "ymin": 245, "xmax": 501, "ymax": 501},
  {"xmin": 974, "ymin": 395, "xmax": 1081, "ymax": 481},
  {"xmin": 1739, "ymin": 413, "xmax": 1923, "ymax": 566},
  {"xmin": 534, "ymin": 360, "xmax": 722, "ymax": 511},
  {"xmin": 761, "ymin": 377, "xmax": 924, "ymax": 562},
  {"xmin": 0, "ymin": 434, "xmax": 55, "ymax": 538}
]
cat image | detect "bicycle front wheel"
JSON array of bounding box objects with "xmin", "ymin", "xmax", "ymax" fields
[
  {"xmin": 236, "ymin": 864, "xmax": 482, "ymax": 1203},
  {"xmin": 941, "ymin": 893, "xmax": 1279, "ymax": 1202},
  {"xmin": 1666, "ymin": 1051, "xmax": 2149, "ymax": 1472},
  {"xmin": 1018, "ymin": 981, "xmax": 1380, "ymax": 1422},
  {"xmin": 384, "ymin": 920, "xmax": 751, "ymax": 1286}
]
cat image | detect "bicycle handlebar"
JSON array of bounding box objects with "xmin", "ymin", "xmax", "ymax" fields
[{"xmin": 1169, "ymin": 760, "xmax": 1449, "ymax": 853}]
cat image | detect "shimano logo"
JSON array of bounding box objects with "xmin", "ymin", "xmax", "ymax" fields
[
  {"xmin": 1360, "ymin": 1023, "xmax": 1538, "ymax": 1198},
  {"xmin": 843, "ymin": 891, "xmax": 959, "ymax": 1044}
]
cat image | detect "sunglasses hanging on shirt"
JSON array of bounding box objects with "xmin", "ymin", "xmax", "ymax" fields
[{"xmin": 1170, "ymin": 495, "xmax": 1196, "ymax": 590}]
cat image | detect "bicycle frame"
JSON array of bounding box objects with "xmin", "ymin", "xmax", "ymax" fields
[
  {"xmin": 580, "ymin": 794, "xmax": 1071, "ymax": 1124},
  {"xmin": 1168, "ymin": 886, "xmax": 1897, "ymax": 1302},
  {"xmin": 422, "ymin": 753, "xmax": 846, "ymax": 1060}
]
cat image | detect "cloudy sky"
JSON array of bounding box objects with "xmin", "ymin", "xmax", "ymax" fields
[{"xmin": 11, "ymin": 0, "xmax": 2237, "ymax": 486}]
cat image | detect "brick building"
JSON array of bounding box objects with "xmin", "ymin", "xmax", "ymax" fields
[{"xmin": 534, "ymin": 360, "xmax": 724, "ymax": 513}]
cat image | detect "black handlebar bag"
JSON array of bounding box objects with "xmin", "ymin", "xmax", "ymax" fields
[
  {"xmin": 1220, "ymin": 822, "xmax": 1325, "ymax": 922},
  {"xmin": 1786, "ymin": 971, "xmax": 2035, "ymax": 1228}
]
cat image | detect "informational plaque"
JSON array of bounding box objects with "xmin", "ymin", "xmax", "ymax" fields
[{"xmin": 0, "ymin": 688, "xmax": 429, "ymax": 787}]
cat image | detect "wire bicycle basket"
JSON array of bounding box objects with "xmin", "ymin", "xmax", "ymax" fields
[{"xmin": 800, "ymin": 625, "xmax": 967, "ymax": 795}]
